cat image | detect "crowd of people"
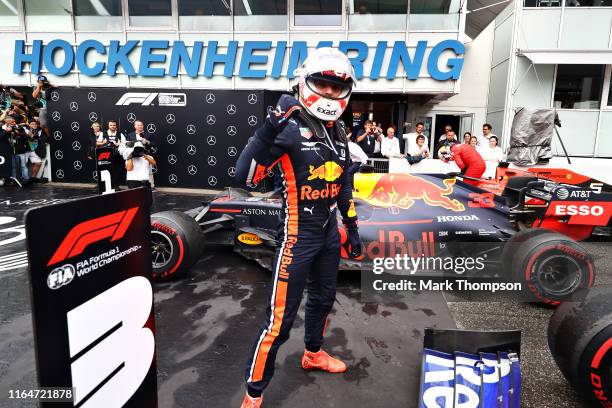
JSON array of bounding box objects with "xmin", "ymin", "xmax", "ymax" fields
[
  {"xmin": 345, "ymin": 118, "xmax": 505, "ymax": 181},
  {"xmin": 0, "ymin": 76, "xmax": 51, "ymax": 186},
  {"xmin": 0, "ymin": 74, "xmax": 157, "ymax": 190}
]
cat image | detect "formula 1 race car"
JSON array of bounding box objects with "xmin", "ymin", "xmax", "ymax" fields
[{"xmin": 150, "ymin": 167, "xmax": 610, "ymax": 304}]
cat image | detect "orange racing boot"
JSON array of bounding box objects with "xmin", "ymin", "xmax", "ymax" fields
[
  {"xmin": 240, "ymin": 393, "xmax": 263, "ymax": 408},
  {"xmin": 301, "ymin": 349, "xmax": 347, "ymax": 373}
]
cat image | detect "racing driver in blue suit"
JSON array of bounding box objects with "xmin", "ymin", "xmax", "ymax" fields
[{"xmin": 235, "ymin": 47, "xmax": 362, "ymax": 408}]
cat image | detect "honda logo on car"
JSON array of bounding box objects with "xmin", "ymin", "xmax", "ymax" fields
[
  {"xmin": 547, "ymin": 201, "xmax": 612, "ymax": 226},
  {"xmin": 437, "ymin": 215, "xmax": 479, "ymax": 222}
]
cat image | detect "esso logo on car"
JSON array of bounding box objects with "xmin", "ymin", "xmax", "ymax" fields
[{"xmin": 555, "ymin": 204, "xmax": 604, "ymax": 216}]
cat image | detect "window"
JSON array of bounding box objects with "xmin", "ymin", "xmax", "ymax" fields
[
  {"xmin": 128, "ymin": 0, "xmax": 172, "ymax": 27},
  {"xmin": 294, "ymin": 0, "xmax": 343, "ymax": 27},
  {"xmin": 524, "ymin": 0, "xmax": 561, "ymax": 6},
  {"xmin": 234, "ymin": 0, "xmax": 287, "ymax": 30},
  {"xmin": 178, "ymin": 0, "xmax": 231, "ymax": 30},
  {"xmin": 0, "ymin": 0, "xmax": 19, "ymax": 27},
  {"xmin": 349, "ymin": 0, "xmax": 407, "ymax": 31},
  {"xmin": 25, "ymin": 0, "xmax": 72, "ymax": 31},
  {"xmin": 73, "ymin": 0, "xmax": 122, "ymax": 30},
  {"xmin": 409, "ymin": 0, "xmax": 461, "ymax": 30},
  {"xmin": 554, "ymin": 64, "xmax": 604, "ymax": 109},
  {"xmin": 565, "ymin": 0, "xmax": 612, "ymax": 6}
]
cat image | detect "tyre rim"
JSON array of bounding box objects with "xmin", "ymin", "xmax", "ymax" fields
[
  {"xmin": 151, "ymin": 231, "xmax": 174, "ymax": 269},
  {"xmin": 535, "ymin": 254, "xmax": 582, "ymax": 297}
]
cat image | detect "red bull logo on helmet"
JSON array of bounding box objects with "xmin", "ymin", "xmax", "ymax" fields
[{"xmin": 355, "ymin": 173, "xmax": 465, "ymax": 212}]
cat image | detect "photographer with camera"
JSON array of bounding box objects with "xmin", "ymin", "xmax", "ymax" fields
[
  {"xmin": 124, "ymin": 140, "xmax": 156, "ymax": 189},
  {"xmin": 0, "ymin": 119, "xmax": 16, "ymax": 185},
  {"xmin": 355, "ymin": 119, "xmax": 382, "ymax": 158},
  {"xmin": 23, "ymin": 119, "xmax": 45, "ymax": 182},
  {"xmin": 2, "ymin": 117, "xmax": 29, "ymax": 184},
  {"xmin": 32, "ymin": 75, "xmax": 52, "ymax": 135}
]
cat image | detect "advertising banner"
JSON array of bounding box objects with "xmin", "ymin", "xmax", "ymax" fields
[{"xmin": 25, "ymin": 188, "xmax": 156, "ymax": 407}]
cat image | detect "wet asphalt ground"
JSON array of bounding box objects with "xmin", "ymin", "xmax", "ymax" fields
[{"xmin": 0, "ymin": 184, "xmax": 609, "ymax": 407}]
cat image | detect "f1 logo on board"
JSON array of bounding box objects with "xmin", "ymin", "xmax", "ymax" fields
[
  {"xmin": 97, "ymin": 151, "xmax": 111, "ymax": 161},
  {"xmin": 546, "ymin": 201, "xmax": 612, "ymax": 226},
  {"xmin": 47, "ymin": 207, "xmax": 139, "ymax": 266}
]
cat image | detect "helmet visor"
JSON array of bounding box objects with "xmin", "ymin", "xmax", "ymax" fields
[{"xmin": 306, "ymin": 74, "xmax": 352, "ymax": 100}]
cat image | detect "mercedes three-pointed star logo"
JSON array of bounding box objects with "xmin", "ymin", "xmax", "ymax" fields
[
  {"xmin": 186, "ymin": 124, "xmax": 196, "ymax": 135},
  {"xmin": 207, "ymin": 135, "xmax": 216, "ymax": 145},
  {"xmin": 147, "ymin": 123, "xmax": 157, "ymax": 133},
  {"xmin": 71, "ymin": 122, "xmax": 80, "ymax": 131},
  {"xmin": 188, "ymin": 165, "xmax": 197, "ymax": 175},
  {"xmin": 206, "ymin": 115, "xmax": 216, "ymax": 125},
  {"xmin": 227, "ymin": 146, "xmax": 237, "ymax": 157},
  {"xmin": 226, "ymin": 104, "xmax": 237, "ymax": 115},
  {"xmin": 208, "ymin": 176, "xmax": 217, "ymax": 186},
  {"xmin": 88, "ymin": 92, "xmax": 96, "ymax": 102},
  {"xmin": 52, "ymin": 111, "xmax": 61, "ymax": 121},
  {"xmin": 167, "ymin": 134, "xmax": 177, "ymax": 144},
  {"xmin": 127, "ymin": 113, "xmax": 136, "ymax": 123},
  {"xmin": 187, "ymin": 145, "xmax": 196, "ymax": 155},
  {"xmin": 50, "ymin": 91, "xmax": 60, "ymax": 101},
  {"xmin": 248, "ymin": 93, "xmax": 257, "ymax": 104},
  {"xmin": 227, "ymin": 126, "xmax": 237, "ymax": 136},
  {"xmin": 247, "ymin": 115, "xmax": 258, "ymax": 126},
  {"xmin": 53, "ymin": 131, "xmax": 62, "ymax": 140},
  {"xmin": 166, "ymin": 113, "xmax": 175, "ymax": 124},
  {"xmin": 54, "ymin": 150, "xmax": 63, "ymax": 159},
  {"xmin": 205, "ymin": 93, "xmax": 215, "ymax": 104},
  {"xmin": 167, "ymin": 154, "xmax": 177, "ymax": 165},
  {"xmin": 72, "ymin": 141, "xmax": 81, "ymax": 150},
  {"xmin": 55, "ymin": 169, "xmax": 64, "ymax": 179},
  {"xmin": 169, "ymin": 174, "xmax": 178, "ymax": 184},
  {"xmin": 228, "ymin": 167, "xmax": 236, "ymax": 177},
  {"xmin": 69, "ymin": 102, "xmax": 78, "ymax": 111},
  {"xmin": 73, "ymin": 160, "xmax": 82, "ymax": 170},
  {"xmin": 207, "ymin": 156, "xmax": 217, "ymax": 166},
  {"xmin": 89, "ymin": 112, "xmax": 98, "ymax": 122}
]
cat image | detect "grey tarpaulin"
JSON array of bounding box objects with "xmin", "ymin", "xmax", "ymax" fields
[{"xmin": 507, "ymin": 108, "xmax": 555, "ymax": 165}]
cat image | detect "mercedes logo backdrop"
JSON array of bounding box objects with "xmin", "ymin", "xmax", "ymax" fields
[{"xmin": 47, "ymin": 88, "xmax": 278, "ymax": 188}]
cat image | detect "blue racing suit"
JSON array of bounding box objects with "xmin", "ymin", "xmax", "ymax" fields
[{"xmin": 235, "ymin": 96, "xmax": 359, "ymax": 397}]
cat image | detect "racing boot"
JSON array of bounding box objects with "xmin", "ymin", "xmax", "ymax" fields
[
  {"xmin": 240, "ymin": 393, "xmax": 263, "ymax": 408},
  {"xmin": 301, "ymin": 349, "xmax": 347, "ymax": 373}
]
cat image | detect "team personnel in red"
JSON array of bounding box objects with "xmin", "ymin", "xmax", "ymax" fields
[
  {"xmin": 234, "ymin": 48, "xmax": 361, "ymax": 408},
  {"xmin": 450, "ymin": 143, "xmax": 486, "ymax": 185}
]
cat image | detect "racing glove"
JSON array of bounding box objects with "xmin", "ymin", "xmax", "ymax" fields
[
  {"xmin": 345, "ymin": 220, "xmax": 362, "ymax": 259},
  {"xmin": 267, "ymin": 94, "xmax": 301, "ymax": 130}
]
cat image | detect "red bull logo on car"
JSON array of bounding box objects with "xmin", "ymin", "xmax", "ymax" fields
[{"xmin": 354, "ymin": 173, "xmax": 465, "ymax": 212}]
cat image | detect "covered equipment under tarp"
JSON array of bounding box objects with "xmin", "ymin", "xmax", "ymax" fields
[{"xmin": 507, "ymin": 108, "xmax": 556, "ymax": 166}]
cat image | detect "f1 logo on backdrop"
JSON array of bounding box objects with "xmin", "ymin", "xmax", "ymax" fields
[
  {"xmin": 67, "ymin": 276, "xmax": 154, "ymax": 407},
  {"xmin": 546, "ymin": 201, "xmax": 612, "ymax": 226},
  {"xmin": 115, "ymin": 92, "xmax": 187, "ymax": 106},
  {"xmin": 47, "ymin": 207, "xmax": 139, "ymax": 266}
]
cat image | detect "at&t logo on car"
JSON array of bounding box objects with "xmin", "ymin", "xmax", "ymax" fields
[{"xmin": 47, "ymin": 264, "xmax": 75, "ymax": 290}]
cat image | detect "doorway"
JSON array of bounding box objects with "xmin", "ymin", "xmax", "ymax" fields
[{"xmin": 433, "ymin": 114, "xmax": 461, "ymax": 145}]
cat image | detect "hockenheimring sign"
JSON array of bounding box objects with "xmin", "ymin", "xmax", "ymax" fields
[{"xmin": 13, "ymin": 39, "xmax": 464, "ymax": 81}]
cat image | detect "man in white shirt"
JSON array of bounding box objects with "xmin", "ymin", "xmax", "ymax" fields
[
  {"xmin": 381, "ymin": 127, "xmax": 401, "ymax": 158},
  {"xmin": 403, "ymin": 122, "xmax": 426, "ymax": 155},
  {"xmin": 477, "ymin": 123, "xmax": 497, "ymax": 147},
  {"xmin": 125, "ymin": 141, "xmax": 156, "ymax": 189}
]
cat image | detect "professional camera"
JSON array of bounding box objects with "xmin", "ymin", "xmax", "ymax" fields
[{"xmin": 131, "ymin": 141, "xmax": 145, "ymax": 158}]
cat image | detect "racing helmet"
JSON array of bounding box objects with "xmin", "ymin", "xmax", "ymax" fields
[{"xmin": 294, "ymin": 47, "xmax": 355, "ymax": 121}]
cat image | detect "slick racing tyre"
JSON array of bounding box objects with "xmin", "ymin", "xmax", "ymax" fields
[
  {"xmin": 548, "ymin": 286, "xmax": 612, "ymax": 406},
  {"xmin": 150, "ymin": 210, "xmax": 205, "ymax": 281},
  {"xmin": 504, "ymin": 230, "xmax": 594, "ymax": 305}
]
